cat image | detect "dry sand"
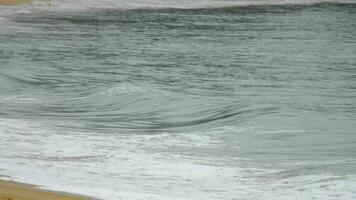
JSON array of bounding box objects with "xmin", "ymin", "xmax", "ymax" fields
[
  {"xmin": 0, "ymin": 179, "xmax": 94, "ymax": 200},
  {"xmin": 0, "ymin": 0, "xmax": 31, "ymax": 5}
]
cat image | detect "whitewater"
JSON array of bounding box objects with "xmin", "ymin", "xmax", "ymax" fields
[{"xmin": 0, "ymin": 0, "xmax": 356, "ymax": 199}]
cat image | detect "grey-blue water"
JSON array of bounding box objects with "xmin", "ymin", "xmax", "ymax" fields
[{"xmin": 0, "ymin": 1, "xmax": 356, "ymax": 199}]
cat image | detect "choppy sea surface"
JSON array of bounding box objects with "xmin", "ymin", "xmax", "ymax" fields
[{"xmin": 0, "ymin": 0, "xmax": 356, "ymax": 199}]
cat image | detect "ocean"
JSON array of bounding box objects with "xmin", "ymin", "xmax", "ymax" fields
[{"xmin": 0, "ymin": 0, "xmax": 356, "ymax": 199}]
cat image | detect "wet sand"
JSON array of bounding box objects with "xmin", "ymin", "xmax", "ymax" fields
[
  {"xmin": 0, "ymin": 179, "xmax": 94, "ymax": 200},
  {"xmin": 0, "ymin": 0, "xmax": 31, "ymax": 5}
]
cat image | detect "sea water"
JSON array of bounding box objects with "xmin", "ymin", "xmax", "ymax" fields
[{"xmin": 0, "ymin": 0, "xmax": 356, "ymax": 199}]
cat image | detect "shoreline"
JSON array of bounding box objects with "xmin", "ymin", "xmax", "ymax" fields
[
  {"xmin": 0, "ymin": 179, "xmax": 95, "ymax": 200},
  {"xmin": 0, "ymin": 0, "xmax": 31, "ymax": 5}
]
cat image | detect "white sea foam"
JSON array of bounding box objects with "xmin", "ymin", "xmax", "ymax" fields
[
  {"xmin": 1, "ymin": 118, "xmax": 355, "ymax": 199},
  {"xmin": 0, "ymin": 0, "xmax": 354, "ymax": 30},
  {"xmin": 0, "ymin": 1, "xmax": 355, "ymax": 198},
  {"xmin": 43, "ymin": 0, "xmax": 356, "ymax": 11},
  {"xmin": 0, "ymin": 0, "xmax": 355, "ymax": 14}
]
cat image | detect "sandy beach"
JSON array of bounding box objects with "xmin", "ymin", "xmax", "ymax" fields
[
  {"xmin": 0, "ymin": 179, "xmax": 93, "ymax": 200},
  {"xmin": 0, "ymin": 0, "xmax": 30, "ymax": 5}
]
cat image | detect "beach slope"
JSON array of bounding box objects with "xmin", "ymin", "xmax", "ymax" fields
[
  {"xmin": 0, "ymin": 0, "xmax": 31, "ymax": 5},
  {"xmin": 0, "ymin": 180, "xmax": 93, "ymax": 200}
]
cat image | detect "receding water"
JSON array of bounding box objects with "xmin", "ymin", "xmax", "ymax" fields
[{"xmin": 0, "ymin": 1, "xmax": 356, "ymax": 199}]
